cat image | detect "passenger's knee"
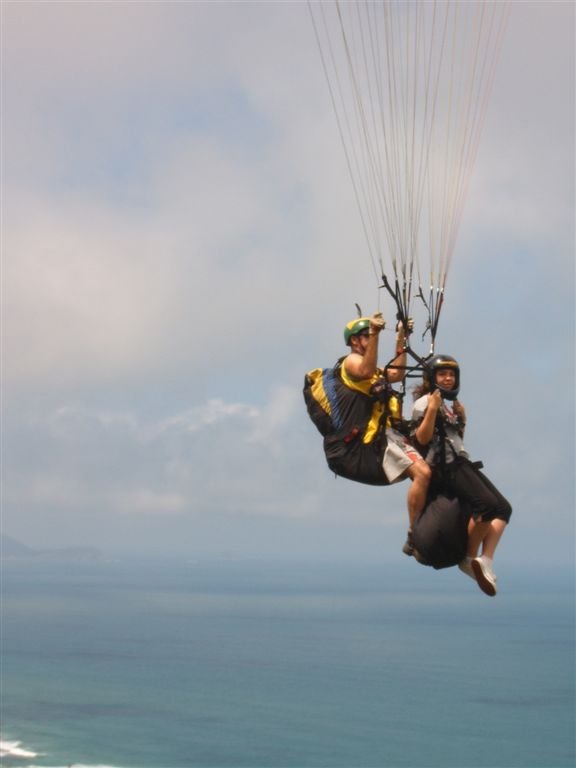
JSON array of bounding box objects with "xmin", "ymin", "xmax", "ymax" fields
[
  {"xmin": 490, "ymin": 497, "xmax": 512, "ymax": 524},
  {"xmin": 499, "ymin": 502, "xmax": 512, "ymax": 523}
]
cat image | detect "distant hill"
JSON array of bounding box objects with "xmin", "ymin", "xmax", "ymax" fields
[
  {"xmin": 0, "ymin": 534, "xmax": 104, "ymax": 562},
  {"xmin": 1, "ymin": 535, "xmax": 35, "ymax": 558}
]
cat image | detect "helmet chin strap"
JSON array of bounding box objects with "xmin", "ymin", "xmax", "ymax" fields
[{"xmin": 432, "ymin": 384, "xmax": 459, "ymax": 401}]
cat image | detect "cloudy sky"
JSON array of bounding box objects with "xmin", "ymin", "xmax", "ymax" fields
[{"xmin": 2, "ymin": 1, "xmax": 574, "ymax": 567}]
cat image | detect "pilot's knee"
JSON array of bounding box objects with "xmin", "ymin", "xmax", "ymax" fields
[
  {"xmin": 411, "ymin": 459, "xmax": 431, "ymax": 483},
  {"xmin": 418, "ymin": 460, "xmax": 432, "ymax": 481}
]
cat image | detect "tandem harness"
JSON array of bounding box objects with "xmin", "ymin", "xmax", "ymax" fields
[{"xmin": 428, "ymin": 412, "xmax": 483, "ymax": 495}]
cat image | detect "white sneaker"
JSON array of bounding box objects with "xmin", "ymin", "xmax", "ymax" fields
[
  {"xmin": 458, "ymin": 557, "xmax": 475, "ymax": 581},
  {"xmin": 471, "ymin": 556, "xmax": 497, "ymax": 597}
]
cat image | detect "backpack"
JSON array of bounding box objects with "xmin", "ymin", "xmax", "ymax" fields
[{"xmin": 302, "ymin": 361, "xmax": 345, "ymax": 437}]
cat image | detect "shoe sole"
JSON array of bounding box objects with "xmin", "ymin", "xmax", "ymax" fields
[
  {"xmin": 471, "ymin": 559, "xmax": 497, "ymax": 597},
  {"xmin": 458, "ymin": 565, "xmax": 476, "ymax": 581}
]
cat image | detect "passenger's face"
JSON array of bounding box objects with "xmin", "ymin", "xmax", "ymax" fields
[{"xmin": 435, "ymin": 368, "xmax": 456, "ymax": 389}]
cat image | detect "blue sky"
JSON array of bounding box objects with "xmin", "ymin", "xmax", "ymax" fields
[{"xmin": 2, "ymin": 1, "xmax": 574, "ymax": 568}]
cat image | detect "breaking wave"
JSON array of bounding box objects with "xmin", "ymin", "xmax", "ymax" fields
[{"xmin": 0, "ymin": 737, "xmax": 122, "ymax": 768}]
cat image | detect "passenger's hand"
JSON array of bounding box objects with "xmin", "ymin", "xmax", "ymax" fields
[
  {"xmin": 369, "ymin": 312, "xmax": 385, "ymax": 335},
  {"xmin": 429, "ymin": 390, "xmax": 443, "ymax": 411}
]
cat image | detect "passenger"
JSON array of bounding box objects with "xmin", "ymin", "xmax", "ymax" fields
[{"xmin": 411, "ymin": 355, "xmax": 512, "ymax": 596}]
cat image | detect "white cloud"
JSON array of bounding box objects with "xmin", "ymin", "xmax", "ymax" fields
[
  {"xmin": 4, "ymin": 392, "xmax": 321, "ymax": 522},
  {"xmin": 111, "ymin": 489, "xmax": 187, "ymax": 516},
  {"xmin": 248, "ymin": 386, "xmax": 300, "ymax": 444},
  {"xmin": 1, "ymin": 1, "xmax": 380, "ymax": 394},
  {"xmin": 155, "ymin": 400, "xmax": 259, "ymax": 436},
  {"xmin": 13, "ymin": 472, "xmax": 87, "ymax": 509}
]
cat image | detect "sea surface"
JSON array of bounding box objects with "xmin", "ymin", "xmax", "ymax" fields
[{"xmin": 1, "ymin": 557, "xmax": 574, "ymax": 768}]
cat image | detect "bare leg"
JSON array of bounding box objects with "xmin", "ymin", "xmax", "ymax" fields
[
  {"xmin": 405, "ymin": 460, "xmax": 432, "ymax": 528},
  {"xmin": 466, "ymin": 518, "xmax": 489, "ymax": 559},
  {"xmin": 467, "ymin": 518, "xmax": 507, "ymax": 560},
  {"xmin": 481, "ymin": 519, "xmax": 507, "ymax": 560}
]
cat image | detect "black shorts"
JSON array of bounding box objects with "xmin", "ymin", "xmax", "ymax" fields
[
  {"xmin": 444, "ymin": 459, "xmax": 512, "ymax": 523},
  {"xmin": 326, "ymin": 439, "xmax": 389, "ymax": 486}
]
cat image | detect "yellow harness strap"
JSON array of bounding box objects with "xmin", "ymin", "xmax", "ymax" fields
[{"xmin": 340, "ymin": 364, "xmax": 400, "ymax": 444}]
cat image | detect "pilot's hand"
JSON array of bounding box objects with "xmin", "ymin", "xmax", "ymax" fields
[
  {"xmin": 369, "ymin": 312, "xmax": 386, "ymax": 335},
  {"xmin": 396, "ymin": 318, "xmax": 414, "ymax": 336}
]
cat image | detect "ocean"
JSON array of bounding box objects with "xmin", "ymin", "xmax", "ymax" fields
[{"xmin": 1, "ymin": 558, "xmax": 574, "ymax": 768}]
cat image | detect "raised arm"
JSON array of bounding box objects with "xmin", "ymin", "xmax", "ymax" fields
[
  {"xmin": 414, "ymin": 390, "xmax": 443, "ymax": 446},
  {"xmin": 385, "ymin": 321, "xmax": 412, "ymax": 384},
  {"xmin": 343, "ymin": 313, "xmax": 385, "ymax": 380}
]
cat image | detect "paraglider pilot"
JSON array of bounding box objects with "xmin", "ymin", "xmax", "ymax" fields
[{"xmin": 303, "ymin": 312, "xmax": 431, "ymax": 522}]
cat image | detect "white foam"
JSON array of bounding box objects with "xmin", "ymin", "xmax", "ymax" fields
[
  {"xmin": 0, "ymin": 739, "xmax": 38, "ymax": 758},
  {"xmin": 0, "ymin": 755, "xmax": 121, "ymax": 768},
  {"xmin": 1, "ymin": 737, "xmax": 123, "ymax": 767}
]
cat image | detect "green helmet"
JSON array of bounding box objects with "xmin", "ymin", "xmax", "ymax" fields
[{"xmin": 344, "ymin": 317, "xmax": 371, "ymax": 345}]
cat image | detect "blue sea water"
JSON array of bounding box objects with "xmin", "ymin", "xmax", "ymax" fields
[{"xmin": 0, "ymin": 558, "xmax": 574, "ymax": 768}]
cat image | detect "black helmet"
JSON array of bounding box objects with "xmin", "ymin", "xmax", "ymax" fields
[{"xmin": 424, "ymin": 354, "xmax": 460, "ymax": 400}]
